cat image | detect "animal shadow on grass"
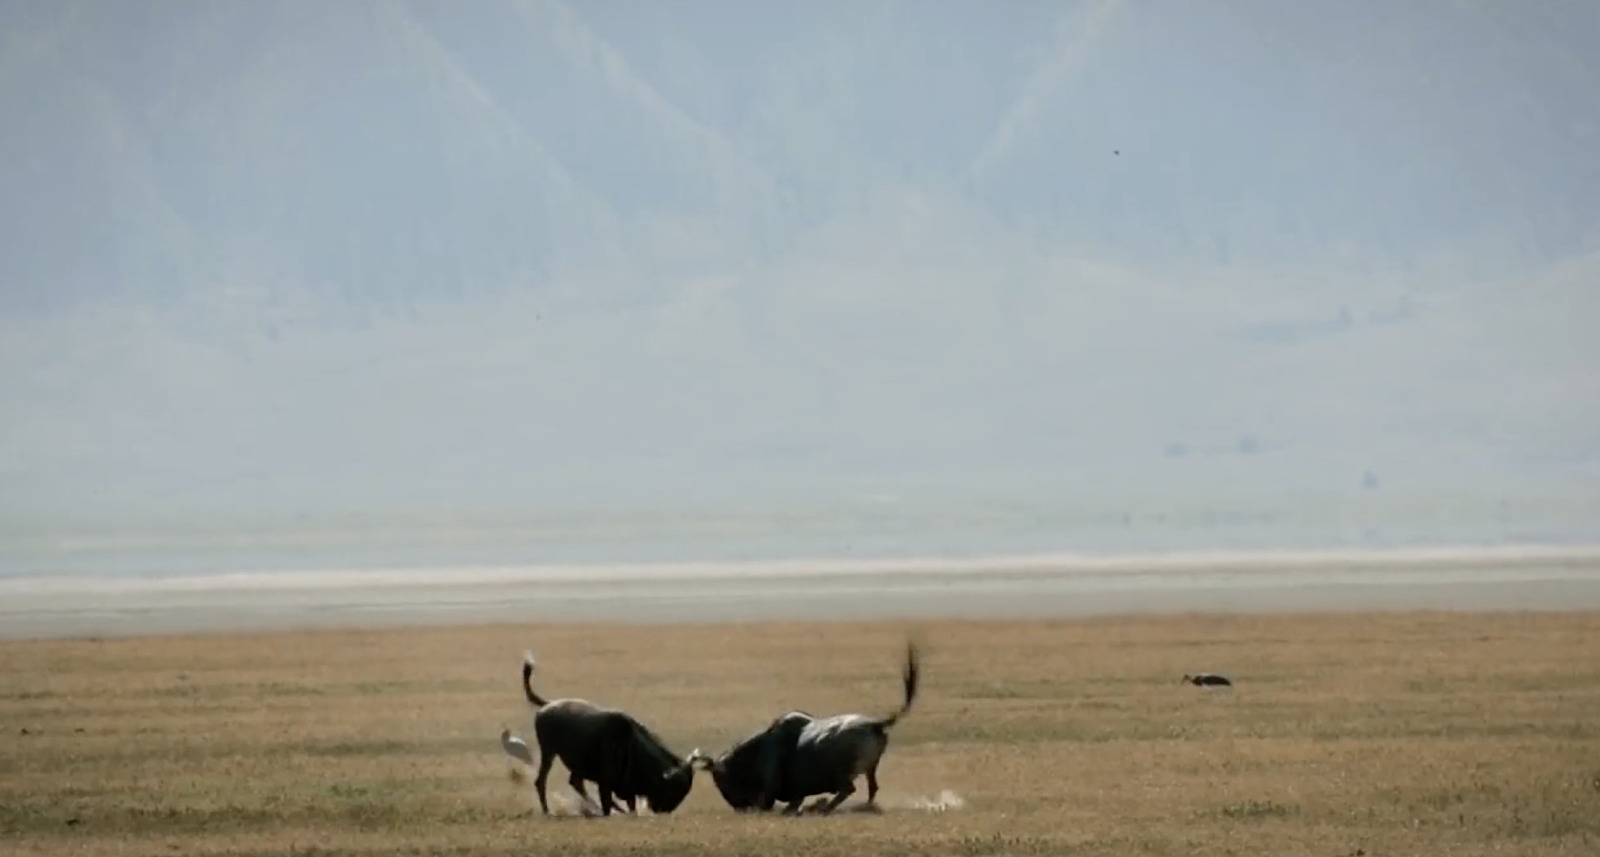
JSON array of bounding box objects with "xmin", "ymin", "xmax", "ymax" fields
[
  {"xmin": 796, "ymin": 799, "xmax": 883, "ymax": 816},
  {"xmin": 515, "ymin": 791, "xmax": 605, "ymax": 819},
  {"xmin": 798, "ymin": 790, "xmax": 967, "ymax": 817}
]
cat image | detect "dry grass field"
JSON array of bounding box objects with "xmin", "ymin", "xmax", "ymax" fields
[{"xmin": 3, "ymin": 611, "xmax": 1599, "ymax": 856}]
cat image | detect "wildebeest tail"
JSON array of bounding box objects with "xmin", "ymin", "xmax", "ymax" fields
[
  {"xmin": 879, "ymin": 639, "xmax": 920, "ymax": 729},
  {"xmin": 521, "ymin": 651, "xmax": 548, "ymax": 708}
]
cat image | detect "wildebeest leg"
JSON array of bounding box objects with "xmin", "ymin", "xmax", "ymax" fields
[
  {"xmin": 816, "ymin": 781, "xmax": 856, "ymax": 814},
  {"xmin": 598, "ymin": 787, "xmax": 618, "ymax": 817},
  {"xmin": 533, "ymin": 754, "xmax": 556, "ymax": 815},
  {"xmin": 866, "ymin": 762, "xmax": 881, "ymax": 805},
  {"xmin": 625, "ymin": 795, "xmax": 638, "ymax": 814},
  {"xmin": 567, "ymin": 772, "xmax": 594, "ymax": 813},
  {"xmin": 780, "ymin": 797, "xmax": 805, "ymax": 815},
  {"xmin": 757, "ymin": 734, "xmax": 788, "ymax": 814}
]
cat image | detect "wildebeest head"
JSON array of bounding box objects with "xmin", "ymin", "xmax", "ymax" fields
[
  {"xmin": 686, "ymin": 712, "xmax": 812, "ymax": 811},
  {"xmin": 624, "ymin": 720, "xmax": 698, "ymax": 813},
  {"xmin": 686, "ymin": 736, "xmax": 769, "ymax": 811},
  {"xmin": 645, "ymin": 756, "xmax": 696, "ymax": 813},
  {"xmin": 689, "ymin": 750, "xmax": 753, "ymax": 809}
]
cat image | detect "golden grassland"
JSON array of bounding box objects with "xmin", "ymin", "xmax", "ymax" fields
[{"xmin": 3, "ymin": 611, "xmax": 1599, "ymax": 856}]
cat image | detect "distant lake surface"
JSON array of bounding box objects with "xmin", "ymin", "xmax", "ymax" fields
[{"xmin": 2, "ymin": 497, "xmax": 1595, "ymax": 580}]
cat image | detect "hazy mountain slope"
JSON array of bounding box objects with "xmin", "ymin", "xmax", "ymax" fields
[
  {"xmin": 1, "ymin": 2, "xmax": 1596, "ymax": 543},
  {"xmin": 3, "ymin": 250, "xmax": 1592, "ymax": 530},
  {"xmin": 0, "ymin": 4, "xmax": 203, "ymax": 311},
  {"xmin": 3, "ymin": 2, "xmax": 630, "ymax": 315},
  {"xmin": 7, "ymin": 1, "xmax": 1598, "ymax": 314},
  {"xmin": 965, "ymin": 0, "xmax": 1600, "ymax": 276}
]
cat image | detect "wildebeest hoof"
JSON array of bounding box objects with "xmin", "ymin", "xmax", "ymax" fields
[{"xmin": 802, "ymin": 798, "xmax": 834, "ymax": 815}]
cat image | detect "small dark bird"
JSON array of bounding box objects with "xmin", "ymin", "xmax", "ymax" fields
[
  {"xmin": 1182, "ymin": 673, "xmax": 1232, "ymax": 688},
  {"xmin": 1113, "ymin": 149, "xmax": 1120, "ymax": 155}
]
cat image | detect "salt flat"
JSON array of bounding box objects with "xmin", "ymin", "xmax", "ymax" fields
[{"xmin": 3, "ymin": 545, "xmax": 1599, "ymax": 639}]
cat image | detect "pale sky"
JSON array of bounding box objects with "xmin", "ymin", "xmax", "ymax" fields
[{"xmin": 1, "ymin": 1, "xmax": 1597, "ymax": 559}]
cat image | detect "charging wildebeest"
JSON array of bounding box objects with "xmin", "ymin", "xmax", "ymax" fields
[
  {"xmin": 519, "ymin": 651, "xmax": 695, "ymax": 816},
  {"xmin": 688, "ymin": 640, "xmax": 920, "ymax": 815}
]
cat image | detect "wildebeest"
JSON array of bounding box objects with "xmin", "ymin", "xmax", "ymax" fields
[
  {"xmin": 688, "ymin": 640, "xmax": 920, "ymax": 815},
  {"xmin": 1182, "ymin": 672, "xmax": 1233, "ymax": 688},
  {"xmin": 519, "ymin": 651, "xmax": 695, "ymax": 816}
]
